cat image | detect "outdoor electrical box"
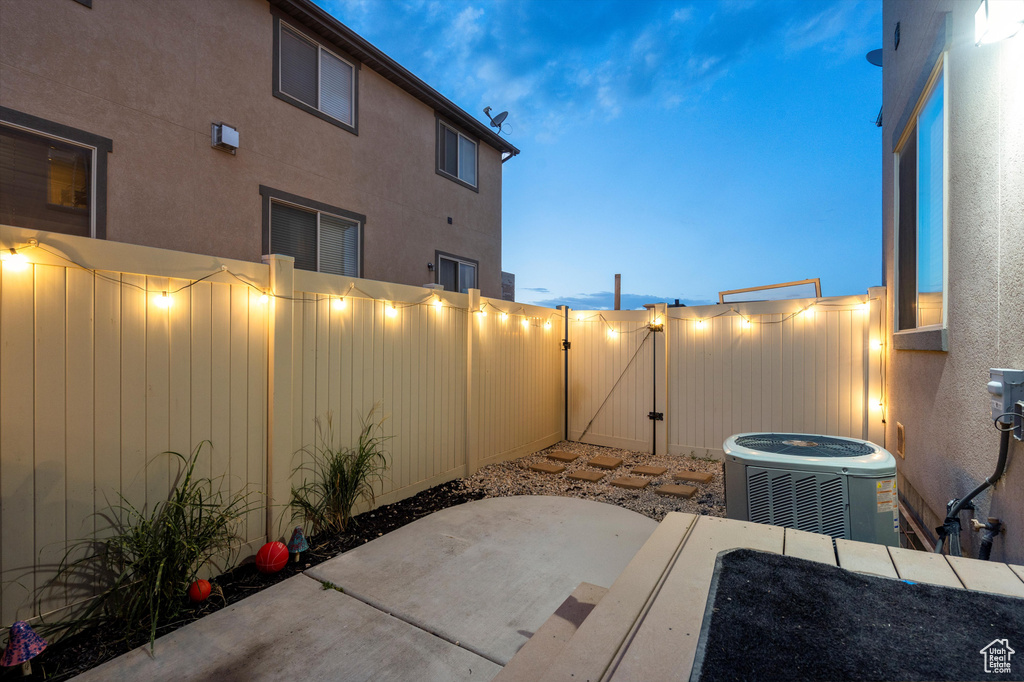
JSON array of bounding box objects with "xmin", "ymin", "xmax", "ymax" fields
[
  {"xmin": 987, "ymin": 368, "xmax": 1024, "ymax": 428},
  {"xmin": 211, "ymin": 122, "xmax": 239, "ymax": 154}
]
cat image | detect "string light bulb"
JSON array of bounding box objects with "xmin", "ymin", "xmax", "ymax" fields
[
  {"xmin": 607, "ymin": 328, "xmax": 619, "ymax": 339},
  {"xmin": 695, "ymin": 319, "xmax": 705, "ymax": 329},
  {"xmin": 433, "ymin": 297, "xmax": 443, "ymax": 311},
  {"xmin": 803, "ymin": 307, "xmax": 815, "ymax": 320},
  {"xmin": 332, "ymin": 297, "xmax": 346, "ymax": 310},
  {"xmin": 154, "ymin": 291, "xmax": 172, "ymax": 308},
  {"xmin": 500, "ymin": 312, "xmax": 508, "ymax": 321},
  {"xmin": 258, "ymin": 292, "xmax": 269, "ymax": 304},
  {"xmin": 385, "ymin": 304, "xmax": 398, "ymax": 318},
  {"xmin": 870, "ymin": 340, "xmax": 884, "ymax": 351},
  {"xmin": 742, "ymin": 318, "xmax": 752, "ymax": 328},
  {"xmin": 1, "ymin": 248, "xmax": 28, "ymax": 272},
  {"xmin": 544, "ymin": 321, "xmax": 552, "ymax": 330},
  {"xmin": 860, "ymin": 301, "xmax": 871, "ymax": 312},
  {"xmin": 653, "ymin": 317, "xmax": 663, "ymax": 326},
  {"xmin": 521, "ymin": 318, "xmax": 530, "ymax": 329}
]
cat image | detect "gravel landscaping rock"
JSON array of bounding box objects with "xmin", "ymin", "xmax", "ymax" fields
[{"xmin": 464, "ymin": 441, "xmax": 726, "ymax": 522}]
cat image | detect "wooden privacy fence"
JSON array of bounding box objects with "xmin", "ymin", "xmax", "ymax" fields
[
  {"xmin": 0, "ymin": 225, "xmax": 562, "ymax": 625},
  {"xmin": 567, "ymin": 289, "xmax": 886, "ymax": 457}
]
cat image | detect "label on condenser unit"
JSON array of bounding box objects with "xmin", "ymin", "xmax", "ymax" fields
[{"xmin": 876, "ymin": 478, "xmax": 897, "ymax": 513}]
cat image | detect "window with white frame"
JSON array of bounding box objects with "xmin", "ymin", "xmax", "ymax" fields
[
  {"xmin": 262, "ymin": 188, "xmax": 362, "ymax": 277},
  {"xmin": 0, "ymin": 108, "xmax": 111, "ymax": 239},
  {"xmin": 276, "ymin": 20, "xmax": 356, "ymax": 132},
  {"xmin": 437, "ymin": 120, "xmax": 477, "ymax": 188},
  {"xmin": 437, "ymin": 252, "xmax": 477, "ymax": 293},
  {"xmin": 895, "ymin": 57, "xmax": 945, "ymax": 331}
]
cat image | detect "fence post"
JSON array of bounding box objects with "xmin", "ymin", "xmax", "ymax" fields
[
  {"xmin": 654, "ymin": 302, "xmax": 669, "ymax": 456},
  {"xmin": 466, "ymin": 289, "xmax": 480, "ymax": 475},
  {"xmin": 559, "ymin": 305, "xmax": 570, "ymax": 442},
  {"xmin": 263, "ymin": 254, "xmax": 294, "ymax": 542},
  {"xmin": 866, "ymin": 286, "xmax": 886, "ymax": 447}
]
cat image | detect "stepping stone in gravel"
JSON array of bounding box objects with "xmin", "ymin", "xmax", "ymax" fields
[
  {"xmin": 632, "ymin": 465, "xmax": 668, "ymax": 476},
  {"xmin": 547, "ymin": 451, "xmax": 580, "ymax": 462},
  {"xmin": 673, "ymin": 471, "xmax": 714, "ymax": 484},
  {"xmin": 529, "ymin": 462, "xmax": 565, "ymax": 474},
  {"xmin": 656, "ymin": 483, "xmax": 698, "ymax": 498},
  {"xmin": 567, "ymin": 470, "xmax": 605, "ymax": 483},
  {"xmin": 588, "ymin": 455, "xmax": 623, "ymax": 470},
  {"xmin": 609, "ymin": 477, "xmax": 649, "ymax": 490}
]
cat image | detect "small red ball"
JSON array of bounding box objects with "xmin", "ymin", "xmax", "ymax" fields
[
  {"xmin": 188, "ymin": 579, "xmax": 212, "ymax": 603},
  {"xmin": 255, "ymin": 541, "xmax": 289, "ymax": 574}
]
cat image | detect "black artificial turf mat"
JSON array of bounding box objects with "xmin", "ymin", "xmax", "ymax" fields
[{"xmin": 691, "ymin": 548, "xmax": 1024, "ymax": 682}]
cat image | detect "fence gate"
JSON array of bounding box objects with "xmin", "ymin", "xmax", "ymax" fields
[
  {"xmin": 566, "ymin": 306, "xmax": 666, "ymax": 453},
  {"xmin": 564, "ymin": 291, "xmax": 885, "ymax": 459}
]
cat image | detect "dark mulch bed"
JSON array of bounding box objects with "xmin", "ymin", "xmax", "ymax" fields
[
  {"xmin": 6, "ymin": 481, "xmax": 484, "ymax": 682},
  {"xmin": 692, "ymin": 549, "xmax": 1024, "ymax": 682}
]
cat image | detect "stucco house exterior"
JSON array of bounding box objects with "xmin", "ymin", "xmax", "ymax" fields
[
  {"xmin": 882, "ymin": 0, "xmax": 1023, "ymax": 561},
  {"xmin": 0, "ymin": 0, "xmax": 517, "ymax": 298}
]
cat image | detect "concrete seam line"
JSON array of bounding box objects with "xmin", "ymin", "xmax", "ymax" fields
[{"xmin": 310, "ymin": 578, "xmax": 505, "ymax": 667}]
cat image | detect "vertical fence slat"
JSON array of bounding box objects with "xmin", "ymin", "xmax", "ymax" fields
[{"xmin": 1, "ymin": 263, "xmax": 36, "ymax": 624}]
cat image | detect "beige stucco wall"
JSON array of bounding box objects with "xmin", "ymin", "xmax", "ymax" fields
[
  {"xmin": 0, "ymin": 0, "xmax": 504, "ymax": 297},
  {"xmin": 882, "ymin": 0, "xmax": 1024, "ymax": 561}
]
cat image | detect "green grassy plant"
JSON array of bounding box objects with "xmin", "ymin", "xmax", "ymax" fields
[
  {"xmin": 290, "ymin": 407, "xmax": 391, "ymax": 535},
  {"xmin": 45, "ymin": 442, "xmax": 254, "ymax": 648}
]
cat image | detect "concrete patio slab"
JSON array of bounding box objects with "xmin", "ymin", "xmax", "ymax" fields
[
  {"xmin": 655, "ymin": 483, "xmax": 697, "ymax": 498},
  {"xmin": 306, "ymin": 496, "xmax": 656, "ymax": 667},
  {"xmin": 72, "ymin": 574, "xmax": 498, "ymax": 682},
  {"xmin": 673, "ymin": 471, "xmax": 714, "ymax": 484},
  {"xmin": 631, "ymin": 465, "xmax": 667, "ymax": 476},
  {"xmin": 529, "ymin": 462, "xmax": 566, "ymax": 474},
  {"xmin": 609, "ymin": 477, "xmax": 649, "ymax": 490}
]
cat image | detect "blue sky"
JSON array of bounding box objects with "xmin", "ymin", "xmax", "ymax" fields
[{"xmin": 317, "ymin": 0, "xmax": 883, "ymax": 308}]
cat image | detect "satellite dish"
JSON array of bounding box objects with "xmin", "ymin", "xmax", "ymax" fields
[
  {"xmin": 866, "ymin": 49, "xmax": 883, "ymax": 67},
  {"xmin": 483, "ymin": 106, "xmax": 511, "ymax": 135}
]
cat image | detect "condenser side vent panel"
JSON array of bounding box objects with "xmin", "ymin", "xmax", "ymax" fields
[{"xmin": 746, "ymin": 467, "xmax": 849, "ymax": 538}]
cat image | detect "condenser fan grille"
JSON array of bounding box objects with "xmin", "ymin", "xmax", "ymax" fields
[
  {"xmin": 735, "ymin": 434, "xmax": 875, "ymax": 458},
  {"xmin": 747, "ymin": 468, "xmax": 849, "ymax": 538}
]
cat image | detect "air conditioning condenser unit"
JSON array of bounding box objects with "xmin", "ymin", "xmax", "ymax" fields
[{"xmin": 724, "ymin": 433, "xmax": 898, "ymax": 546}]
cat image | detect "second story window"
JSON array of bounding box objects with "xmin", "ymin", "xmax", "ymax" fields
[
  {"xmin": 275, "ymin": 19, "xmax": 357, "ymax": 133},
  {"xmin": 437, "ymin": 120, "xmax": 477, "ymax": 190}
]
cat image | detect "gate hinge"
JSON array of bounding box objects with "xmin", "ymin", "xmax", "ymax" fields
[
  {"xmin": 562, "ymin": 340, "xmax": 571, "ymax": 351},
  {"xmin": 648, "ymin": 411, "xmax": 664, "ymax": 421}
]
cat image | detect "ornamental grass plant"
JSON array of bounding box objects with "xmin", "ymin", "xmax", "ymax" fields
[
  {"xmin": 290, "ymin": 407, "xmax": 391, "ymax": 534},
  {"xmin": 44, "ymin": 442, "xmax": 254, "ymax": 648}
]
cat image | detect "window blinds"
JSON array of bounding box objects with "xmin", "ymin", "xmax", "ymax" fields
[
  {"xmin": 280, "ymin": 26, "xmax": 318, "ymax": 108},
  {"xmin": 270, "ymin": 203, "xmax": 318, "ymax": 272},
  {"xmin": 319, "ymin": 213, "xmax": 359, "ymax": 277},
  {"xmin": 320, "ymin": 51, "xmax": 353, "ymax": 125}
]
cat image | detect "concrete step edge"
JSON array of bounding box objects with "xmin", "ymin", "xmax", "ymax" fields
[{"xmin": 492, "ymin": 582, "xmax": 608, "ymax": 682}]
